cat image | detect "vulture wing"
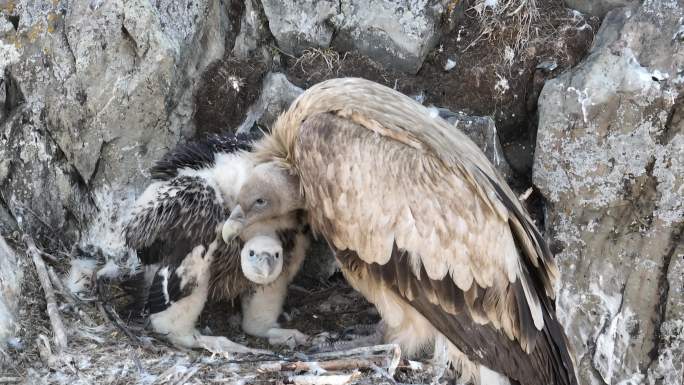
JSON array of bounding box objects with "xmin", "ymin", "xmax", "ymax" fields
[
  {"xmin": 292, "ymin": 109, "xmax": 575, "ymax": 385},
  {"xmin": 123, "ymin": 175, "xmax": 227, "ymax": 266}
]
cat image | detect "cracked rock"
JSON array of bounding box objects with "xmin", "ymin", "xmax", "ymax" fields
[
  {"xmin": 260, "ymin": 0, "xmax": 451, "ymax": 73},
  {"xmin": 236, "ymin": 72, "xmax": 304, "ymax": 134},
  {"xmin": 0, "ymin": 236, "xmax": 21, "ymax": 346},
  {"xmin": 533, "ymin": 3, "xmax": 684, "ymax": 384},
  {"xmin": 564, "ymin": 0, "xmax": 640, "ymax": 17},
  {"xmin": 0, "ymin": 0, "xmax": 235, "ymax": 242}
]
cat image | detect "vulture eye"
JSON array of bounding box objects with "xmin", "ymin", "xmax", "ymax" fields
[
  {"xmin": 275, "ymin": 252, "xmax": 280, "ymax": 259},
  {"xmin": 249, "ymin": 250, "xmax": 255, "ymax": 256},
  {"xmin": 254, "ymin": 198, "xmax": 266, "ymax": 207}
]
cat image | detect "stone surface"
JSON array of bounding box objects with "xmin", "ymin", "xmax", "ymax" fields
[
  {"xmin": 565, "ymin": 0, "xmax": 641, "ymax": 17},
  {"xmin": 260, "ymin": 0, "xmax": 450, "ymax": 73},
  {"xmin": 0, "ymin": 0, "xmax": 235, "ymax": 243},
  {"xmin": 260, "ymin": 0, "xmax": 337, "ymax": 56},
  {"xmin": 533, "ymin": 3, "xmax": 684, "ymax": 384},
  {"xmin": 0, "ymin": 236, "xmax": 21, "ymax": 345},
  {"xmin": 236, "ymin": 72, "xmax": 304, "ymax": 133},
  {"xmin": 232, "ymin": 0, "xmax": 270, "ymax": 60},
  {"xmin": 332, "ymin": 0, "xmax": 448, "ymax": 73}
]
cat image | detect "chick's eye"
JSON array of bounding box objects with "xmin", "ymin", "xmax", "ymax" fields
[
  {"xmin": 275, "ymin": 252, "xmax": 280, "ymax": 259},
  {"xmin": 255, "ymin": 198, "xmax": 266, "ymax": 206},
  {"xmin": 249, "ymin": 250, "xmax": 255, "ymax": 256}
]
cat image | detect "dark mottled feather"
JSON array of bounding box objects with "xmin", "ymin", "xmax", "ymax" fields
[
  {"xmin": 336, "ymin": 245, "xmax": 575, "ymax": 385},
  {"xmin": 150, "ymin": 132, "xmax": 257, "ymax": 180},
  {"xmin": 124, "ymin": 176, "xmax": 226, "ymax": 266},
  {"xmin": 146, "ymin": 264, "xmax": 198, "ymax": 314}
]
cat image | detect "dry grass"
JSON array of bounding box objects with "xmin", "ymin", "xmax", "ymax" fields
[
  {"xmin": 1, "ymin": 242, "xmax": 432, "ymax": 385},
  {"xmin": 464, "ymin": 0, "xmax": 595, "ymax": 67},
  {"xmin": 291, "ymin": 48, "xmax": 350, "ymax": 82}
]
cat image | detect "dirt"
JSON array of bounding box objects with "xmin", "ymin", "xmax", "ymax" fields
[
  {"xmin": 194, "ymin": 0, "xmax": 597, "ymax": 181},
  {"xmin": 193, "ymin": 57, "xmax": 267, "ymax": 137}
]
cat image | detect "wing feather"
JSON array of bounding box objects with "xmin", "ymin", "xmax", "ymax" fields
[
  {"xmin": 293, "ymin": 111, "xmax": 575, "ymax": 384},
  {"xmin": 124, "ymin": 176, "xmax": 226, "ymax": 266}
]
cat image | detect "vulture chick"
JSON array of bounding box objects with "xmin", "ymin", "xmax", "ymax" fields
[
  {"xmin": 223, "ymin": 78, "xmax": 578, "ymax": 385},
  {"xmin": 124, "ymin": 133, "xmax": 309, "ymax": 353}
]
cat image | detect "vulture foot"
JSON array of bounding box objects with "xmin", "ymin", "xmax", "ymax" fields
[
  {"xmin": 266, "ymin": 327, "xmax": 310, "ymax": 349},
  {"xmin": 170, "ymin": 332, "xmax": 271, "ymax": 356},
  {"xmin": 309, "ymin": 322, "xmax": 385, "ymax": 353}
]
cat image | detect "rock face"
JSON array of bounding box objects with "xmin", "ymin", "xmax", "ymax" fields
[
  {"xmin": 260, "ymin": 0, "xmax": 337, "ymax": 56},
  {"xmin": 0, "ymin": 0, "xmax": 235, "ymax": 243},
  {"xmin": 0, "ymin": 237, "xmax": 21, "ymax": 345},
  {"xmin": 236, "ymin": 72, "xmax": 304, "ymax": 133},
  {"xmin": 533, "ymin": 3, "xmax": 684, "ymax": 384},
  {"xmin": 261, "ymin": 0, "xmax": 450, "ymax": 73},
  {"xmin": 565, "ymin": 0, "xmax": 641, "ymax": 17},
  {"xmin": 332, "ymin": 0, "xmax": 448, "ymax": 73}
]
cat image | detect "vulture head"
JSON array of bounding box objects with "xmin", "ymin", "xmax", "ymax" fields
[
  {"xmin": 222, "ymin": 162, "xmax": 301, "ymax": 243},
  {"xmin": 240, "ymin": 235, "xmax": 284, "ymax": 285}
]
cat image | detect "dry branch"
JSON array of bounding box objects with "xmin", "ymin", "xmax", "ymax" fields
[
  {"xmin": 95, "ymin": 278, "xmax": 144, "ymax": 347},
  {"xmin": 24, "ymin": 235, "xmax": 68, "ymax": 352},
  {"xmin": 260, "ymin": 357, "xmax": 388, "ymax": 373},
  {"xmin": 285, "ymin": 372, "xmax": 361, "ymax": 385}
]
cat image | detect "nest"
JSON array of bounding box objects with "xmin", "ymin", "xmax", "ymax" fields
[{"xmin": 2, "ymin": 236, "xmax": 436, "ymax": 385}]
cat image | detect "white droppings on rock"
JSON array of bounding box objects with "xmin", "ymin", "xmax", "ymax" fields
[
  {"xmin": 0, "ymin": 40, "xmax": 20, "ymax": 74},
  {"xmin": 494, "ymin": 73, "xmax": 509, "ymax": 94}
]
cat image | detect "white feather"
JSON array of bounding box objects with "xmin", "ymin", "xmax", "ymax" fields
[
  {"xmin": 66, "ymin": 258, "xmax": 97, "ymax": 296},
  {"xmin": 96, "ymin": 259, "xmax": 121, "ymax": 280}
]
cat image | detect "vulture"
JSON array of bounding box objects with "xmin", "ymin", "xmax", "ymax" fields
[
  {"xmin": 123, "ymin": 133, "xmax": 309, "ymax": 353},
  {"xmin": 222, "ymin": 78, "xmax": 578, "ymax": 384}
]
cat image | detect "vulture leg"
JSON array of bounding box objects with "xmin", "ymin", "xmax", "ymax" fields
[
  {"xmin": 241, "ymin": 271, "xmax": 309, "ymax": 348},
  {"xmin": 147, "ymin": 245, "xmax": 270, "ymax": 355}
]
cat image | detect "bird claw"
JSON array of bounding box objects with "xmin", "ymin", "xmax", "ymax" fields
[
  {"xmin": 198, "ymin": 335, "xmax": 271, "ymax": 356},
  {"xmin": 341, "ymin": 323, "xmax": 378, "ymax": 338},
  {"xmin": 266, "ymin": 328, "xmax": 310, "ymax": 349}
]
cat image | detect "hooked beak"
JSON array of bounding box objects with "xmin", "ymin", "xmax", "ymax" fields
[
  {"xmin": 253, "ymin": 253, "xmax": 276, "ymax": 278},
  {"xmin": 222, "ymin": 205, "xmax": 245, "ymax": 243}
]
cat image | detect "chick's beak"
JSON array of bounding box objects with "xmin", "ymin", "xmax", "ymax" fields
[{"xmin": 222, "ymin": 205, "xmax": 245, "ymax": 243}]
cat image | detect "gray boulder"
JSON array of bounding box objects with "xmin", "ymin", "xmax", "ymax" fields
[
  {"xmin": 332, "ymin": 0, "xmax": 448, "ymax": 73},
  {"xmin": 0, "ymin": 0, "xmax": 235, "ymax": 242},
  {"xmin": 565, "ymin": 0, "xmax": 641, "ymax": 17},
  {"xmin": 533, "ymin": 3, "xmax": 683, "ymax": 384},
  {"xmin": 260, "ymin": 0, "xmax": 338, "ymax": 56},
  {"xmin": 260, "ymin": 0, "xmax": 450, "ymax": 73},
  {"xmin": 0, "ymin": 237, "xmax": 22, "ymax": 346},
  {"xmin": 237, "ymin": 72, "xmax": 304, "ymax": 134}
]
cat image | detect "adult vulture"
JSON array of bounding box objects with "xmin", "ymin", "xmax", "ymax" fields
[{"xmin": 222, "ymin": 78, "xmax": 577, "ymax": 384}]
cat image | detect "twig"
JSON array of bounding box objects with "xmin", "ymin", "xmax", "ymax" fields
[
  {"xmin": 0, "ymin": 378, "xmax": 22, "ymax": 384},
  {"xmin": 285, "ymin": 372, "xmax": 361, "ymax": 385},
  {"xmin": 310, "ymin": 344, "xmax": 400, "ymax": 360},
  {"xmin": 171, "ymin": 365, "xmax": 199, "ymax": 385},
  {"xmin": 96, "ymin": 277, "xmax": 144, "ymax": 347},
  {"xmin": 24, "ymin": 235, "xmax": 68, "ymax": 352},
  {"xmin": 518, "ymin": 187, "xmax": 533, "ymax": 202},
  {"xmin": 259, "ymin": 357, "xmax": 389, "ymax": 373}
]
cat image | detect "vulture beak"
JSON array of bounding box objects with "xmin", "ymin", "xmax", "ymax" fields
[
  {"xmin": 254, "ymin": 253, "xmax": 276, "ymax": 278},
  {"xmin": 222, "ymin": 205, "xmax": 245, "ymax": 243}
]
